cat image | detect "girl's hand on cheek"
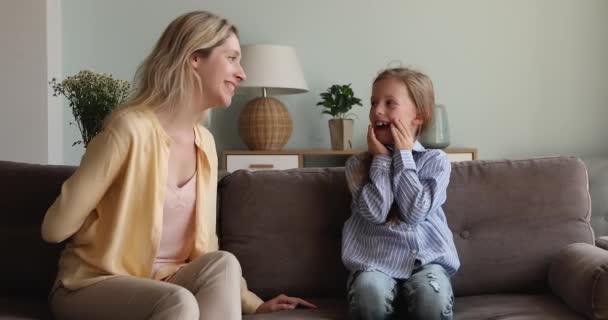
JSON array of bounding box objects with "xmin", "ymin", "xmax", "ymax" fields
[
  {"xmin": 391, "ymin": 119, "xmax": 414, "ymax": 151},
  {"xmin": 367, "ymin": 125, "xmax": 390, "ymax": 156}
]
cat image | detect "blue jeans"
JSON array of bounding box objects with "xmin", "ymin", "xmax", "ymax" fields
[{"xmin": 347, "ymin": 264, "xmax": 454, "ymax": 320}]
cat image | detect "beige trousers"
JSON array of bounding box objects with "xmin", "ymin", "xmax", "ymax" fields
[{"xmin": 50, "ymin": 251, "xmax": 242, "ymax": 320}]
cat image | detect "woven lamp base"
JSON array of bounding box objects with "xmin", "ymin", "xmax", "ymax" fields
[{"xmin": 238, "ymin": 97, "xmax": 293, "ymax": 150}]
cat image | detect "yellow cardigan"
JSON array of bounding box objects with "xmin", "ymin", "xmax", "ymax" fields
[{"xmin": 41, "ymin": 106, "xmax": 263, "ymax": 313}]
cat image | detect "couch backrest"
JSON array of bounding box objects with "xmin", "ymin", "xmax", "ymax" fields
[
  {"xmin": 0, "ymin": 161, "xmax": 74, "ymax": 298},
  {"xmin": 446, "ymin": 157, "xmax": 593, "ymax": 296},
  {"xmin": 0, "ymin": 156, "xmax": 594, "ymax": 300},
  {"xmin": 218, "ymin": 168, "xmax": 350, "ymax": 300},
  {"xmin": 219, "ymin": 157, "xmax": 594, "ymax": 299}
]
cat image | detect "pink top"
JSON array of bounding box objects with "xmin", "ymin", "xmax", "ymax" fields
[{"xmin": 152, "ymin": 172, "xmax": 197, "ymax": 279}]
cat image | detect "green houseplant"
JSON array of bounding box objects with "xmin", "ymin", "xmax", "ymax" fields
[
  {"xmin": 316, "ymin": 84, "xmax": 362, "ymax": 150},
  {"xmin": 50, "ymin": 70, "xmax": 130, "ymax": 147}
]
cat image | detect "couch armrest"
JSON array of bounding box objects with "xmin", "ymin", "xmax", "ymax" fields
[
  {"xmin": 597, "ymin": 236, "xmax": 608, "ymax": 251},
  {"xmin": 549, "ymin": 243, "xmax": 608, "ymax": 319}
]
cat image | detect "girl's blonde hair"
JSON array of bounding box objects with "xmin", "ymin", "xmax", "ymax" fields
[
  {"xmin": 373, "ymin": 67, "xmax": 435, "ymax": 137},
  {"xmin": 120, "ymin": 11, "xmax": 237, "ymax": 119}
]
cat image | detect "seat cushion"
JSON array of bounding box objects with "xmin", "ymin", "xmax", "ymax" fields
[
  {"xmin": 243, "ymin": 298, "xmax": 347, "ymax": 320},
  {"xmin": 454, "ymin": 294, "xmax": 585, "ymax": 319},
  {"xmin": 0, "ymin": 296, "xmax": 51, "ymax": 320},
  {"xmin": 241, "ymin": 295, "xmax": 583, "ymax": 319}
]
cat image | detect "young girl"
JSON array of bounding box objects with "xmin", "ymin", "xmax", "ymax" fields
[
  {"xmin": 342, "ymin": 67, "xmax": 460, "ymax": 320},
  {"xmin": 42, "ymin": 11, "xmax": 314, "ymax": 320}
]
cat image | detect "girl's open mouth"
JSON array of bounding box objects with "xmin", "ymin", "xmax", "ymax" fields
[{"xmin": 374, "ymin": 121, "xmax": 391, "ymax": 129}]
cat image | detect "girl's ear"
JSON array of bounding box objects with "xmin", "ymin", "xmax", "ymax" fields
[{"xmin": 413, "ymin": 115, "xmax": 424, "ymax": 126}]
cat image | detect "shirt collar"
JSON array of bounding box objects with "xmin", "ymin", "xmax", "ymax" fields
[
  {"xmin": 193, "ymin": 125, "xmax": 202, "ymax": 147},
  {"xmin": 412, "ymin": 140, "xmax": 425, "ymax": 152}
]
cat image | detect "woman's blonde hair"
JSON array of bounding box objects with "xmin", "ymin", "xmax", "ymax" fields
[
  {"xmin": 373, "ymin": 67, "xmax": 435, "ymax": 137},
  {"xmin": 121, "ymin": 11, "xmax": 237, "ymax": 118}
]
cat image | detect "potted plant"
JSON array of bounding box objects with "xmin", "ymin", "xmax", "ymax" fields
[
  {"xmin": 316, "ymin": 83, "xmax": 363, "ymax": 150},
  {"xmin": 50, "ymin": 70, "xmax": 130, "ymax": 147}
]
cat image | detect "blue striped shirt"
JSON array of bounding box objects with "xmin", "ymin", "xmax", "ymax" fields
[{"xmin": 341, "ymin": 141, "xmax": 460, "ymax": 279}]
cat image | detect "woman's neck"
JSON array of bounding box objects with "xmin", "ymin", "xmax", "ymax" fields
[
  {"xmin": 155, "ymin": 92, "xmax": 210, "ymax": 138},
  {"xmin": 155, "ymin": 106, "xmax": 202, "ymax": 142}
]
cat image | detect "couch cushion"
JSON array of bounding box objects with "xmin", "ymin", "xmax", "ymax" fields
[
  {"xmin": 243, "ymin": 299, "xmax": 347, "ymax": 320},
  {"xmin": 219, "ymin": 168, "xmax": 351, "ymax": 299},
  {"xmin": 0, "ymin": 161, "xmax": 74, "ymax": 298},
  {"xmin": 454, "ymin": 294, "xmax": 585, "ymax": 319},
  {"xmin": 241, "ymin": 295, "xmax": 583, "ymax": 320},
  {"xmin": 447, "ymin": 157, "xmax": 594, "ymax": 296},
  {"xmin": 582, "ymin": 157, "xmax": 608, "ymax": 236}
]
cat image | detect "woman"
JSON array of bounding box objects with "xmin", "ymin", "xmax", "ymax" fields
[{"xmin": 42, "ymin": 11, "xmax": 315, "ymax": 320}]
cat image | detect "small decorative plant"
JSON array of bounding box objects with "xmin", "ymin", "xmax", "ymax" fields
[
  {"xmin": 316, "ymin": 83, "xmax": 363, "ymax": 119},
  {"xmin": 50, "ymin": 70, "xmax": 130, "ymax": 147},
  {"xmin": 316, "ymin": 83, "xmax": 363, "ymax": 150}
]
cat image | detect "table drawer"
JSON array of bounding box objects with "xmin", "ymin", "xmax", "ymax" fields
[
  {"xmin": 447, "ymin": 152, "xmax": 474, "ymax": 162},
  {"xmin": 226, "ymin": 155, "xmax": 300, "ymax": 172}
]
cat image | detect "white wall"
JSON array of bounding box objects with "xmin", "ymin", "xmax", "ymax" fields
[
  {"xmin": 61, "ymin": 0, "xmax": 608, "ymax": 164},
  {"xmin": 47, "ymin": 0, "xmax": 63, "ymax": 164},
  {"xmin": 0, "ymin": 0, "xmax": 62, "ymax": 164},
  {"xmin": 0, "ymin": 0, "xmax": 48, "ymax": 163}
]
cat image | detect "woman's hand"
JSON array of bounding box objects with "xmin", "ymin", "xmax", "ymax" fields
[
  {"xmin": 255, "ymin": 294, "xmax": 317, "ymax": 313},
  {"xmin": 390, "ymin": 119, "xmax": 414, "ymax": 151},
  {"xmin": 368, "ymin": 125, "xmax": 390, "ymax": 156}
]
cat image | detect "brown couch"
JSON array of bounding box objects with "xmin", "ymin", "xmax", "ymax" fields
[{"xmin": 1, "ymin": 157, "xmax": 607, "ymax": 320}]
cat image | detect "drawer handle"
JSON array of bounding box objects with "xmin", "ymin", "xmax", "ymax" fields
[{"xmin": 249, "ymin": 164, "xmax": 274, "ymax": 169}]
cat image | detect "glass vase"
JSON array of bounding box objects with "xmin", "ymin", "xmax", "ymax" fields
[{"xmin": 419, "ymin": 104, "xmax": 450, "ymax": 149}]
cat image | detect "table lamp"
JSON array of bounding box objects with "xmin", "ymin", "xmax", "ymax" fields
[{"xmin": 237, "ymin": 45, "xmax": 308, "ymax": 150}]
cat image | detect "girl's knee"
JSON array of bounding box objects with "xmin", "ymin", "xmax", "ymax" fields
[
  {"xmin": 406, "ymin": 290, "xmax": 454, "ymax": 320},
  {"xmin": 403, "ymin": 268, "xmax": 454, "ymax": 320},
  {"xmin": 348, "ymin": 271, "xmax": 397, "ymax": 318},
  {"xmin": 350, "ymin": 271, "xmax": 395, "ymax": 294}
]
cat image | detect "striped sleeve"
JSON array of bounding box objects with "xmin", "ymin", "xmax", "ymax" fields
[
  {"xmin": 391, "ymin": 150, "xmax": 451, "ymax": 225},
  {"xmin": 354, "ymin": 154, "xmax": 394, "ymax": 224},
  {"xmin": 345, "ymin": 152, "xmax": 372, "ymax": 197}
]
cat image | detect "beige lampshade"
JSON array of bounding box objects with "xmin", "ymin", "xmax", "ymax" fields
[
  {"xmin": 237, "ymin": 45, "xmax": 308, "ymax": 95},
  {"xmin": 237, "ymin": 45, "xmax": 308, "ymax": 150}
]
